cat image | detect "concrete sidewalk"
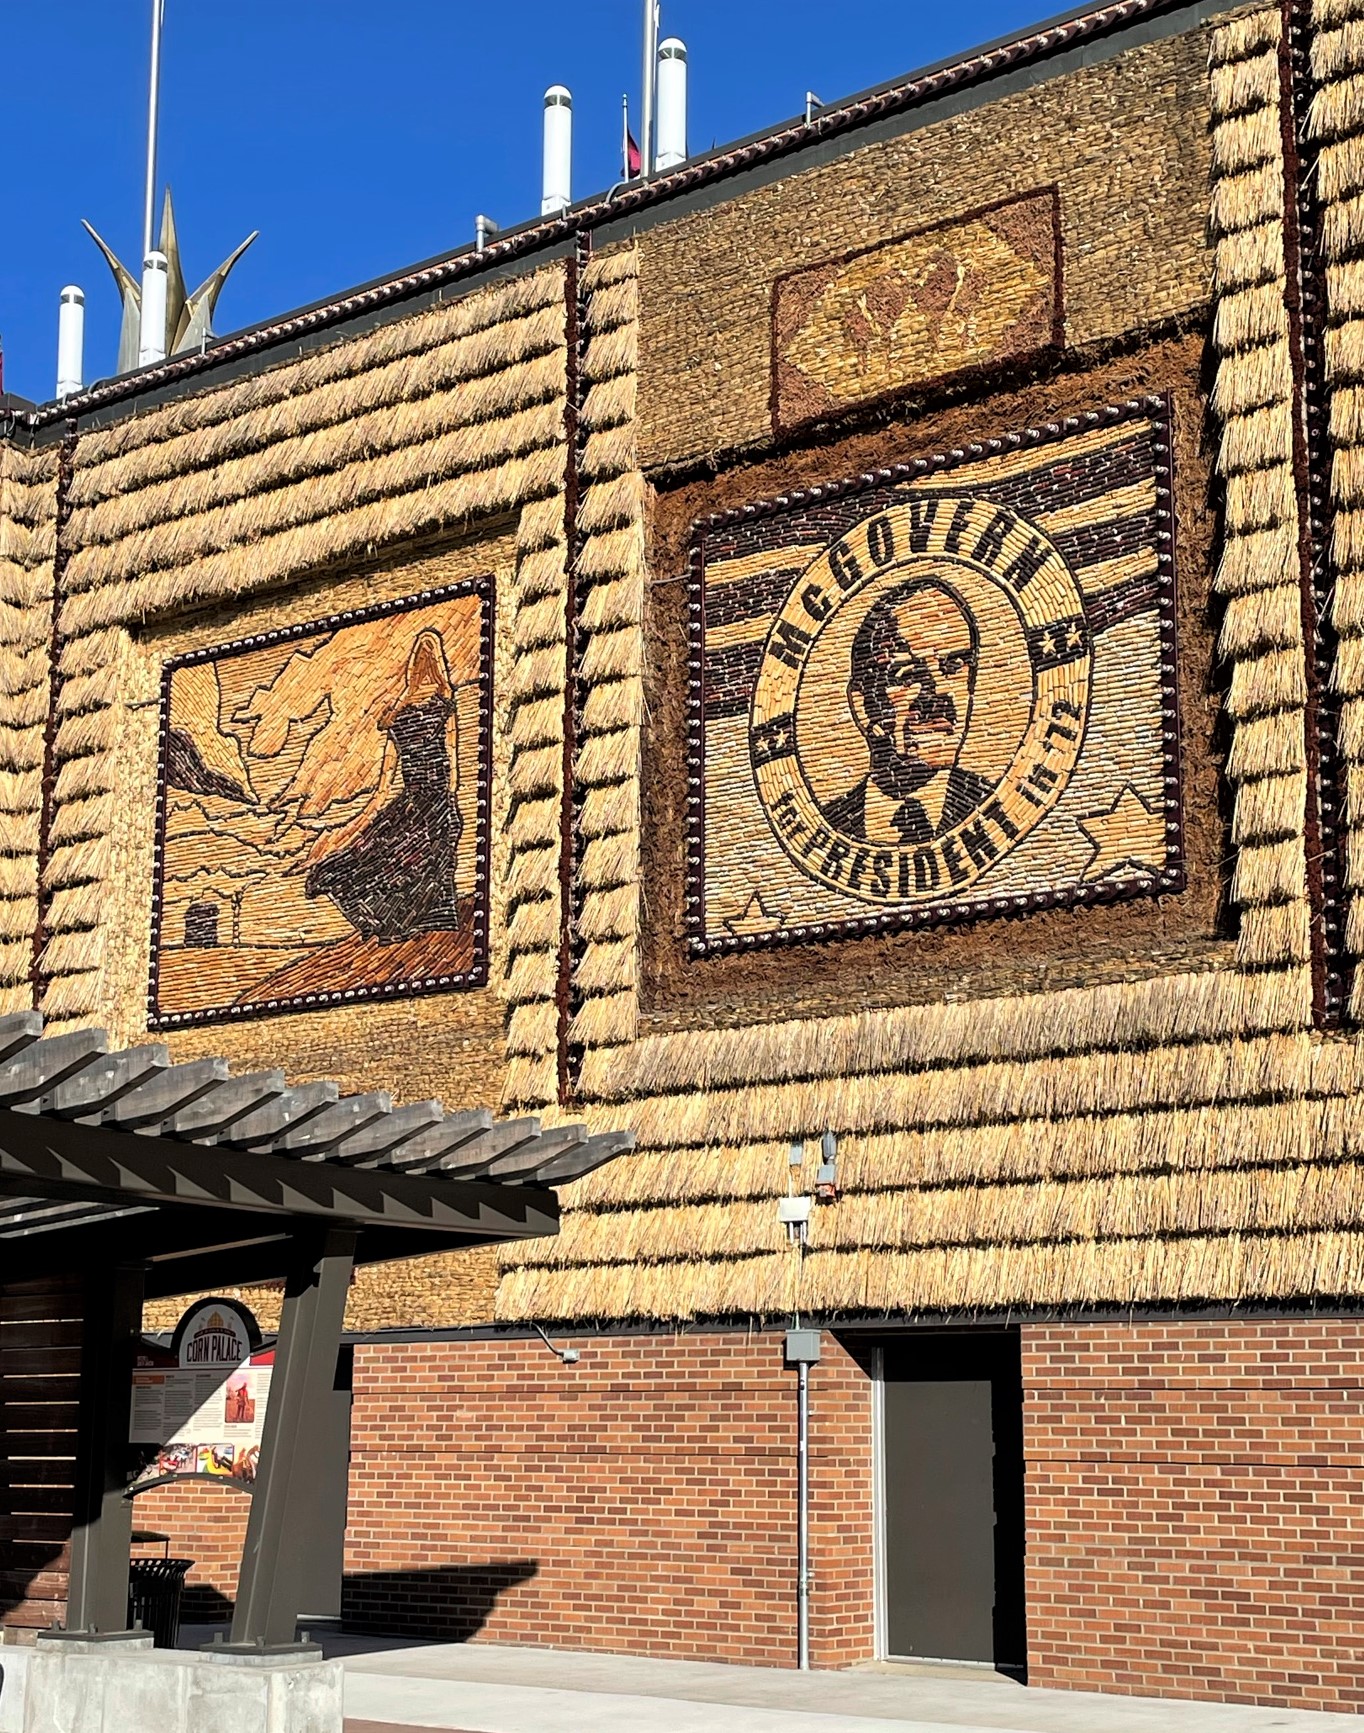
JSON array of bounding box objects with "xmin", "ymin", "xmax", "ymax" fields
[{"xmin": 329, "ymin": 1637, "xmax": 1363, "ymax": 1733}]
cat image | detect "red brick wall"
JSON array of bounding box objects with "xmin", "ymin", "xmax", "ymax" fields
[
  {"xmin": 344, "ymin": 1330, "xmax": 875, "ymax": 1667},
  {"xmin": 131, "ymin": 1479, "xmax": 250, "ymax": 1620},
  {"xmin": 1023, "ymin": 1318, "xmax": 1364, "ymax": 1712}
]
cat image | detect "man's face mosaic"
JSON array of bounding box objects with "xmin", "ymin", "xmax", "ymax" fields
[{"xmin": 847, "ymin": 582, "xmax": 978, "ymax": 796}]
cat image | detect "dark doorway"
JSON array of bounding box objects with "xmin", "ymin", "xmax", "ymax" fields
[{"xmin": 880, "ymin": 1331, "xmax": 1025, "ymax": 1673}]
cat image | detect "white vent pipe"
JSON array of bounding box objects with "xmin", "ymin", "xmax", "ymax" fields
[
  {"xmin": 656, "ymin": 38, "xmax": 687, "ymax": 170},
  {"xmin": 139, "ymin": 251, "xmax": 169, "ymax": 367},
  {"xmin": 57, "ymin": 286, "xmax": 85, "ymax": 400},
  {"xmin": 542, "ymin": 85, "xmax": 572, "ymax": 215}
]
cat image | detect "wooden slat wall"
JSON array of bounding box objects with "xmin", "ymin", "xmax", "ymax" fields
[{"xmin": 0, "ymin": 1277, "xmax": 81, "ymax": 1631}]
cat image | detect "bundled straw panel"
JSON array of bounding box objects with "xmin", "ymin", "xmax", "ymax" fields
[
  {"xmin": 1209, "ymin": 7, "xmax": 1313, "ymax": 983},
  {"xmin": 45, "ymin": 265, "xmax": 570, "ymax": 1032},
  {"xmin": 569, "ymin": 247, "xmax": 644, "ymax": 1066},
  {"xmin": 0, "ymin": 443, "xmax": 56, "ymax": 1013}
]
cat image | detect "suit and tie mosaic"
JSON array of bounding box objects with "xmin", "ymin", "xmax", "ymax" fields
[{"xmin": 685, "ymin": 398, "xmax": 1183, "ymax": 955}]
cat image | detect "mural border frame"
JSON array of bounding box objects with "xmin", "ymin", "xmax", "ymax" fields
[
  {"xmin": 147, "ymin": 573, "xmax": 496, "ymax": 1029},
  {"xmin": 767, "ymin": 184, "xmax": 1066, "ymax": 440},
  {"xmin": 684, "ymin": 393, "xmax": 1185, "ymax": 960}
]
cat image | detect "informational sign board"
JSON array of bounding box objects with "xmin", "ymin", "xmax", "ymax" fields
[{"xmin": 130, "ymin": 1297, "xmax": 272, "ymax": 1486}]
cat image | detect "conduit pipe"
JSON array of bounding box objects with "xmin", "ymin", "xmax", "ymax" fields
[
  {"xmin": 57, "ymin": 286, "xmax": 85, "ymax": 399},
  {"xmin": 785, "ymin": 1326, "xmax": 820, "ymax": 1669},
  {"xmin": 798, "ymin": 1356, "xmax": 810, "ymax": 1668}
]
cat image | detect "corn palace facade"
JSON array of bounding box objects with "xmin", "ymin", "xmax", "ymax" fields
[{"xmin": 7, "ymin": 0, "xmax": 1364, "ymax": 1708}]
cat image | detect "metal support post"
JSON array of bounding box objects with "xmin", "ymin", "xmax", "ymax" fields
[
  {"xmin": 67, "ymin": 1263, "xmax": 145, "ymax": 1632},
  {"xmin": 232, "ymin": 1228, "xmax": 356, "ymax": 1645},
  {"xmin": 142, "ymin": 0, "xmax": 165, "ymax": 262},
  {"xmin": 640, "ymin": 0, "xmax": 659, "ymax": 175}
]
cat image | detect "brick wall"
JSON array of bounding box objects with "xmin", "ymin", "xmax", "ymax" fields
[
  {"xmin": 117, "ymin": 1314, "xmax": 1364, "ymax": 1707},
  {"xmin": 131, "ymin": 1479, "xmax": 250, "ymax": 1621},
  {"xmin": 343, "ymin": 1330, "xmax": 875, "ymax": 1667},
  {"xmin": 1023, "ymin": 1319, "xmax": 1364, "ymax": 1712}
]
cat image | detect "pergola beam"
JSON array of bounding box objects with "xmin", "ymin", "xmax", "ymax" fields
[{"xmin": 0, "ymin": 1110, "xmax": 557, "ymax": 1239}]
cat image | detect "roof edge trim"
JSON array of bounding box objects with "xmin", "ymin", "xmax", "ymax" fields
[{"xmin": 19, "ymin": 0, "xmax": 1207, "ymax": 434}]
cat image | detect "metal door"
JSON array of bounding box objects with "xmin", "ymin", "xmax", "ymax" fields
[{"xmin": 880, "ymin": 1333, "xmax": 1025, "ymax": 1670}]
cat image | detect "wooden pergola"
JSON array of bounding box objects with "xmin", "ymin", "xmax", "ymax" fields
[{"xmin": 0, "ymin": 1011, "xmax": 628, "ymax": 1646}]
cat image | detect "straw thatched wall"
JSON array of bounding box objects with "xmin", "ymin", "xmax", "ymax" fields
[
  {"xmin": 11, "ymin": 2, "xmax": 1364, "ymax": 1333},
  {"xmin": 141, "ymin": 1243, "xmax": 501, "ymax": 1336},
  {"xmin": 493, "ymin": 5, "xmax": 1353, "ymax": 1326},
  {"xmin": 42, "ymin": 265, "xmax": 568, "ymax": 1034},
  {"xmin": 1209, "ymin": 5, "xmax": 1313, "ymax": 981},
  {"xmin": 1310, "ymin": 0, "xmax": 1364, "ymax": 1013},
  {"xmin": 567, "ymin": 247, "xmax": 645, "ymax": 1066},
  {"xmin": 0, "ymin": 443, "xmax": 57, "ymax": 1015},
  {"xmin": 635, "ymin": 22, "xmax": 1215, "ymax": 468}
]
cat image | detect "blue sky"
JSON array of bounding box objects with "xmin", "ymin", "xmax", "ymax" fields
[{"xmin": 4, "ymin": 1, "xmax": 1054, "ymax": 405}]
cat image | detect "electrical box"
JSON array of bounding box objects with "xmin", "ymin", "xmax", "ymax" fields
[
  {"xmin": 785, "ymin": 1328, "xmax": 821, "ymax": 1365},
  {"xmin": 777, "ymin": 1195, "xmax": 813, "ymax": 1226}
]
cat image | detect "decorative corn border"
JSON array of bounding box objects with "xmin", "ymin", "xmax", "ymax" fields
[
  {"xmin": 1309, "ymin": 0, "xmax": 1364, "ymax": 1014},
  {"xmin": 499, "ymin": 266, "xmax": 574, "ymax": 1111}
]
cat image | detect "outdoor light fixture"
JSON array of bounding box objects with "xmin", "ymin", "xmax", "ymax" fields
[
  {"xmin": 815, "ymin": 1130, "xmax": 838, "ymax": 1202},
  {"xmin": 533, "ymin": 1324, "xmax": 580, "ymax": 1364},
  {"xmin": 778, "ymin": 1194, "xmax": 813, "ymax": 1245}
]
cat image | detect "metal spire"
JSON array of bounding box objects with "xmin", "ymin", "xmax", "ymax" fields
[{"xmin": 83, "ymin": 192, "xmax": 258, "ymax": 375}]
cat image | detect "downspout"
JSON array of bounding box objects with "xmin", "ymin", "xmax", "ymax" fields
[
  {"xmin": 783, "ymin": 1139, "xmax": 834, "ymax": 1669},
  {"xmin": 783, "ymin": 1309, "xmax": 820, "ymax": 1669},
  {"xmin": 797, "ymin": 1355, "xmax": 810, "ymax": 1669}
]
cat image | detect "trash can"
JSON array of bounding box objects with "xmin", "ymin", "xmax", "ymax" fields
[{"xmin": 127, "ymin": 1557, "xmax": 193, "ymax": 1648}]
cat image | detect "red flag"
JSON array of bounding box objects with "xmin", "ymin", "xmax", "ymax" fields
[
  {"xmin": 627, "ymin": 131, "xmax": 642, "ymax": 177},
  {"xmin": 622, "ymin": 95, "xmax": 642, "ymax": 179}
]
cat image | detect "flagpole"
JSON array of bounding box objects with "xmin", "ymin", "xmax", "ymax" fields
[
  {"xmin": 142, "ymin": 0, "xmax": 166, "ymax": 261},
  {"xmin": 622, "ymin": 95, "xmax": 630, "ymax": 181},
  {"xmin": 640, "ymin": 0, "xmax": 659, "ymax": 177}
]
